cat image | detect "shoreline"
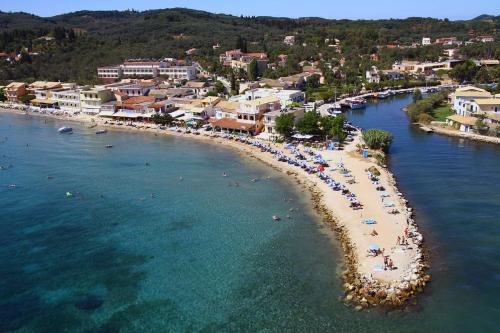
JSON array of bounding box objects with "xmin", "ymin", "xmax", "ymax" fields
[
  {"xmin": 0, "ymin": 107, "xmax": 429, "ymax": 309},
  {"xmin": 402, "ymin": 106, "xmax": 500, "ymax": 145}
]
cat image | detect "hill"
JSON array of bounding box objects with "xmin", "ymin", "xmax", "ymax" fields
[{"xmin": 0, "ymin": 8, "xmax": 499, "ymax": 83}]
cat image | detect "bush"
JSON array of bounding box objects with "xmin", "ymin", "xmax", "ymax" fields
[
  {"xmin": 362, "ymin": 129, "xmax": 393, "ymax": 152},
  {"xmin": 418, "ymin": 113, "xmax": 434, "ymax": 124}
]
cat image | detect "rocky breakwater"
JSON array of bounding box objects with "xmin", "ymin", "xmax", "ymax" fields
[{"xmin": 342, "ymin": 169, "xmax": 430, "ymax": 310}]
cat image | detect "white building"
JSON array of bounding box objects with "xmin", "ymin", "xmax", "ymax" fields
[
  {"xmin": 284, "ymin": 35, "xmax": 295, "ymax": 46},
  {"xmin": 366, "ymin": 66, "xmax": 380, "ymax": 84},
  {"xmin": 80, "ymin": 88, "xmax": 114, "ymax": 115},
  {"xmin": 451, "ymin": 86, "xmax": 492, "ymax": 116},
  {"xmin": 262, "ymin": 108, "xmax": 305, "ymax": 137},
  {"xmin": 422, "ymin": 37, "xmax": 431, "ymax": 46},
  {"xmin": 52, "ymin": 89, "xmax": 82, "ymax": 114},
  {"xmin": 158, "ymin": 65, "xmax": 197, "ymax": 80},
  {"xmin": 98, "ymin": 59, "xmax": 197, "ymax": 81},
  {"xmin": 230, "ymin": 88, "xmax": 304, "ymax": 109}
]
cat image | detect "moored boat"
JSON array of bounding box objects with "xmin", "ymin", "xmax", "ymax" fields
[
  {"xmin": 95, "ymin": 129, "xmax": 107, "ymax": 135},
  {"xmin": 58, "ymin": 127, "xmax": 73, "ymax": 134},
  {"xmin": 345, "ymin": 98, "xmax": 366, "ymax": 109}
]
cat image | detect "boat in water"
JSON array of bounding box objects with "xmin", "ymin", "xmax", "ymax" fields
[
  {"xmin": 373, "ymin": 90, "xmax": 393, "ymax": 99},
  {"xmin": 345, "ymin": 98, "xmax": 366, "ymax": 109},
  {"xmin": 105, "ymin": 144, "xmax": 113, "ymax": 148},
  {"xmin": 95, "ymin": 129, "xmax": 107, "ymax": 135},
  {"xmin": 58, "ymin": 127, "xmax": 73, "ymax": 134}
]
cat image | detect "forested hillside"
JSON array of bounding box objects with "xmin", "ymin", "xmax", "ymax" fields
[{"xmin": 0, "ymin": 8, "xmax": 499, "ymax": 83}]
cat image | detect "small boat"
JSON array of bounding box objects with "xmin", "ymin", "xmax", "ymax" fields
[
  {"xmin": 345, "ymin": 98, "xmax": 366, "ymax": 109},
  {"xmin": 272, "ymin": 215, "xmax": 281, "ymax": 221},
  {"xmin": 58, "ymin": 127, "xmax": 73, "ymax": 134},
  {"xmin": 95, "ymin": 129, "xmax": 107, "ymax": 135},
  {"xmin": 88, "ymin": 124, "xmax": 97, "ymax": 129},
  {"xmin": 105, "ymin": 144, "xmax": 113, "ymax": 148}
]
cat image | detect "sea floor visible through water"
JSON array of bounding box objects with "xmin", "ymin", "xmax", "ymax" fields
[{"xmin": 1, "ymin": 103, "xmax": 500, "ymax": 332}]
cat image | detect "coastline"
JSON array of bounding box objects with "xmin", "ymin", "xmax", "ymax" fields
[
  {"xmin": 402, "ymin": 106, "xmax": 500, "ymax": 145},
  {"xmin": 0, "ymin": 107, "xmax": 429, "ymax": 309}
]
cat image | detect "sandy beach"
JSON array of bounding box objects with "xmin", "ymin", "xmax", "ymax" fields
[{"xmin": 0, "ymin": 107, "xmax": 428, "ymax": 308}]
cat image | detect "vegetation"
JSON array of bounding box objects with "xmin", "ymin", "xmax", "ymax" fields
[
  {"xmin": 412, "ymin": 88, "xmax": 423, "ymax": 103},
  {"xmin": 0, "ymin": 88, "xmax": 5, "ymax": 101},
  {"xmin": 432, "ymin": 105, "xmax": 454, "ymax": 121},
  {"xmin": 0, "ymin": 8, "xmax": 498, "ymax": 84},
  {"xmin": 150, "ymin": 112, "xmax": 174, "ymax": 125},
  {"xmin": 274, "ymin": 113, "xmax": 295, "ymax": 139},
  {"xmin": 248, "ymin": 59, "xmax": 259, "ymax": 81},
  {"xmin": 406, "ymin": 90, "xmax": 450, "ymax": 123},
  {"xmin": 362, "ymin": 129, "xmax": 393, "ymax": 152},
  {"xmin": 297, "ymin": 111, "xmax": 322, "ymax": 136}
]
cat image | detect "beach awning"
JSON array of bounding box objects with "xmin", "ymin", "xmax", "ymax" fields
[
  {"xmin": 98, "ymin": 111, "xmax": 116, "ymax": 117},
  {"xmin": 292, "ymin": 134, "xmax": 314, "ymax": 139},
  {"xmin": 113, "ymin": 112, "xmax": 141, "ymax": 118},
  {"xmin": 178, "ymin": 115, "xmax": 204, "ymax": 121},
  {"xmin": 31, "ymin": 98, "xmax": 56, "ymax": 105},
  {"xmin": 368, "ymin": 244, "xmax": 380, "ymax": 251},
  {"xmin": 169, "ymin": 110, "xmax": 185, "ymax": 118}
]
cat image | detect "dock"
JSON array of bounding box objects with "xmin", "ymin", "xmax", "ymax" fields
[{"xmin": 420, "ymin": 126, "xmax": 434, "ymax": 133}]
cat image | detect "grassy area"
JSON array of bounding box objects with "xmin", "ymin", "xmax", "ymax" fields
[{"xmin": 432, "ymin": 105, "xmax": 454, "ymax": 121}]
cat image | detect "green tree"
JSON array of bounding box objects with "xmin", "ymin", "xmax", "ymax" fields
[
  {"xmin": 248, "ymin": 59, "xmax": 259, "ymax": 81},
  {"xmin": 275, "ymin": 113, "xmax": 295, "ymax": 139},
  {"xmin": 449, "ymin": 60, "xmax": 478, "ymax": 83},
  {"xmin": 297, "ymin": 111, "xmax": 321, "ymax": 135},
  {"xmin": 230, "ymin": 73, "xmax": 236, "ymax": 92},
  {"xmin": 327, "ymin": 115, "xmax": 347, "ymax": 142},
  {"xmin": 306, "ymin": 75, "xmax": 320, "ymax": 89},
  {"xmin": 151, "ymin": 113, "xmax": 174, "ymax": 125},
  {"xmin": 412, "ymin": 88, "xmax": 423, "ymax": 103},
  {"xmin": 0, "ymin": 88, "xmax": 5, "ymax": 102},
  {"xmin": 362, "ymin": 129, "xmax": 393, "ymax": 152},
  {"xmin": 214, "ymin": 81, "xmax": 225, "ymax": 95}
]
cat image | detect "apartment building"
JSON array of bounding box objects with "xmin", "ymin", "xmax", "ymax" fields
[{"xmin": 80, "ymin": 88, "xmax": 114, "ymax": 115}]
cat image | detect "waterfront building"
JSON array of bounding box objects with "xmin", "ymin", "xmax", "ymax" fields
[
  {"xmin": 52, "ymin": 89, "xmax": 82, "ymax": 114},
  {"xmin": 26, "ymin": 81, "xmax": 62, "ymax": 95},
  {"xmin": 422, "ymin": 37, "xmax": 431, "ymax": 46},
  {"xmin": 80, "ymin": 88, "xmax": 114, "ymax": 115},
  {"xmin": 366, "ymin": 66, "xmax": 381, "ymax": 84},
  {"xmin": 117, "ymin": 83, "xmax": 155, "ymax": 97},
  {"xmin": 230, "ymin": 88, "xmax": 304, "ymax": 108},
  {"xmin": 451, "ymin": 86, "xmax": 492, "ymax": 116},
  {"xmin": 214, "ymin": 101, "xmax": 240, "ymax": 120},
  {"xmin": 4, "ymin": 82, "xmax": 27, "ymax": 103},
  {"xmin": 446, "ymin": 115, "xmax": 478, "ymax": 132},
  {"xmin": 262, "ymin": 108, "xmax": 305, "ymax": 138}
]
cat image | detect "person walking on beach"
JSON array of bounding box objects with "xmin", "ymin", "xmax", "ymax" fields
[{"xmin": 396, "ymin": 236, "xmax": 401, "ymax": 245}]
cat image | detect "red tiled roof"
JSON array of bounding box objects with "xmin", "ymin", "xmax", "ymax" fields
[
  {"xmin": 209, "ymin": 118, "xmax": 255, "ymax": 131},
  {"xmin": 122, "ymin": 96, "xmax": 155, "ymax": 105}
]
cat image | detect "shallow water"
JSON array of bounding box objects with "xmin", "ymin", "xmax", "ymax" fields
[{"xmin": 1, "ymin": 103, "xmax": 499, "ymax": 332}]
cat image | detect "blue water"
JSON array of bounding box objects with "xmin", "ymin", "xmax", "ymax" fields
[{"xmin": 1, "ymin": 100, "xmax": 499, "ymax": 332}]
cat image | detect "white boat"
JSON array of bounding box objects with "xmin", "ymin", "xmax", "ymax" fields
[
  {"xmin": 345, "ymin": 98, "xmax": 366, "ymax": 109},
  {"xmin": 95, "ymin": 129, "xmax": 107, "ymax": 135},
  {"xmin": 58, "ymin": 127, "xmax": 73, "ymax": 133}
]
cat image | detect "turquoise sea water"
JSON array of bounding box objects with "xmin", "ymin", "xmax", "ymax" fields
[{"xmin": 1, "ymin": 97, "xmax": 499, "ymax": 332}]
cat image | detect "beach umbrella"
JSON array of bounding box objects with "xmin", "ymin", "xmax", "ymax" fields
[{"xmin": 368, "ymin": 244, "xmax": 380, "ymax": 251}]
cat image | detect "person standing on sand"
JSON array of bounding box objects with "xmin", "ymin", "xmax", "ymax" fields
[{"xmin": 396, "ymin": 236, "xmax": 401, "ymax": 245}]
